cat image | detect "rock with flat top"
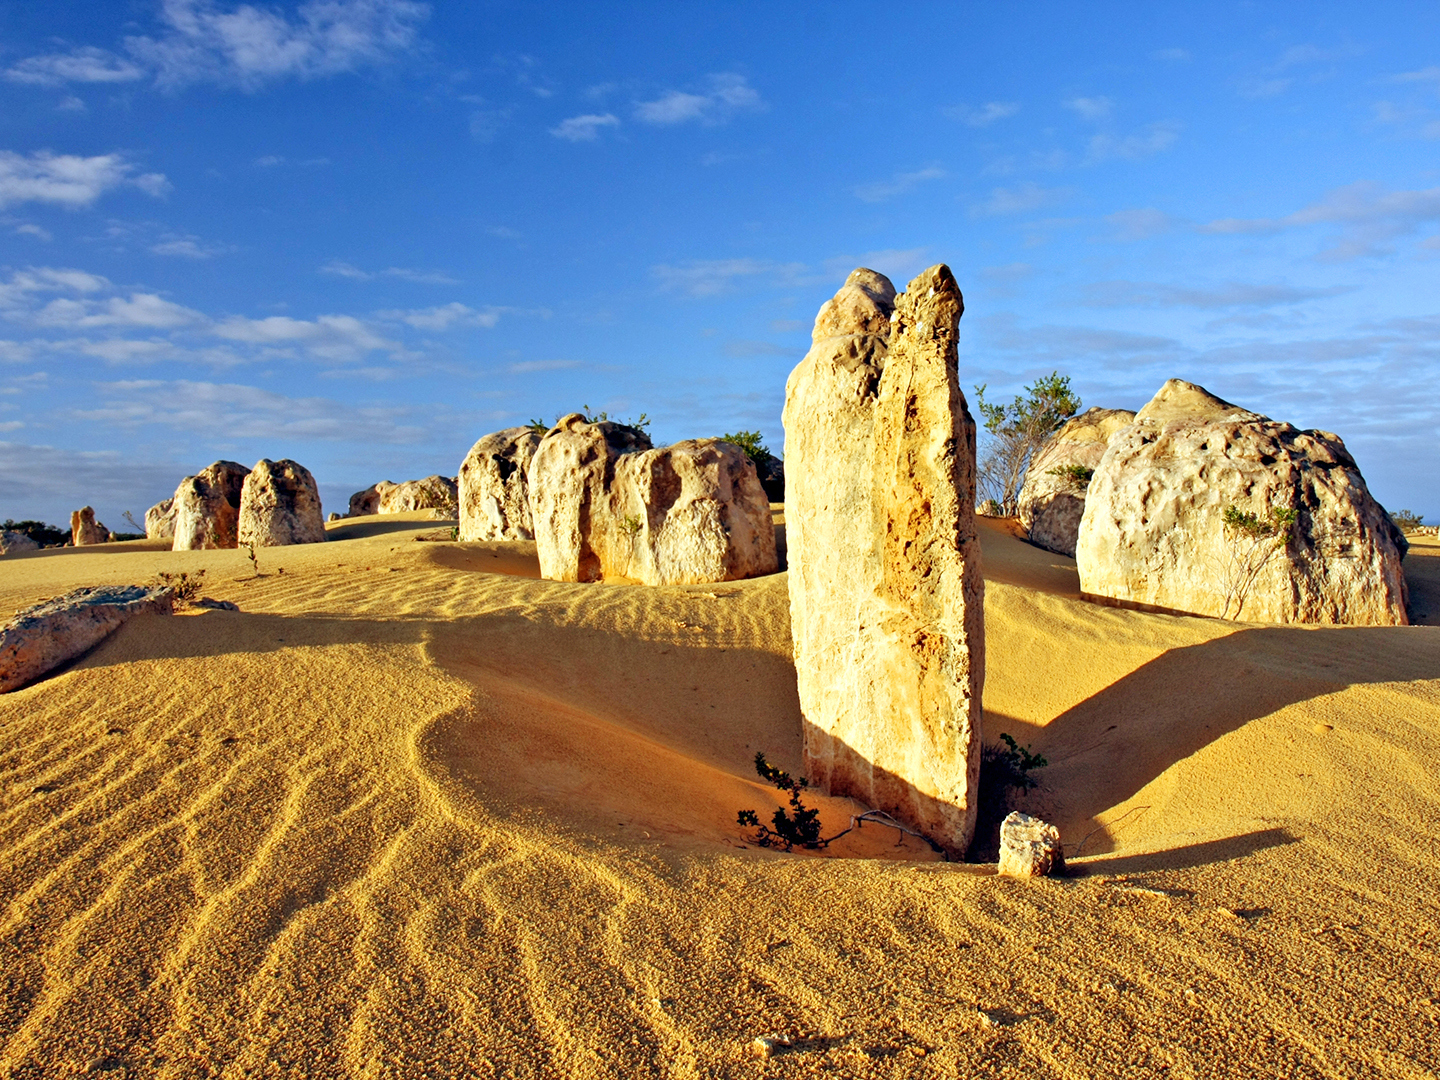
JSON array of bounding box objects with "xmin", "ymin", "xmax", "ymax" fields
[
  {"xmin": 783, "ymin": 265, "xmax": 985, "ymax": 858},
  {"xmin": 172, "ymin": 461, "xmax": 250, "ymax": 550},
  {"xmin": 998, "ymin": 811, "xmax": 1063, "ymax": 878},
  {"xmin": 527, "ymin": 414, "xmax": 653, "ymax": 582},
  {"xmin": 70, "ymin": 506, "xmax": 109, "ymax": 546},
  {"xmin": 1017, "ymin": 407, "xmax": 1136, "ymax": 557},
  {"xmin": 459, "ymin": 427, "xmax": 542, "ymax": 541},
  {"xmin": 1, "ymin": 530, "xmax": 39, "ymax": 555},
  {"xmin": 237, "ymin": 459, "xmax": 326, "ymax": 547},
  {"xmin": 1077, "ymin": 379, "xmax": 1408, "ymax": 625},
  {"xmin": 0, "ymin": 585, "xmax": 175, "ymax": 693},
  {"xmin": 145, "ymin": 497, "xmax": 176, "ymax": 541}
]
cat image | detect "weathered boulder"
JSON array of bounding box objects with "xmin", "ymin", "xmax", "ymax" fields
[
  {"xmin": 997, "ymin": 811, "xmax": 1064, "ymax": 879},
  {"xmin": 0, "ymin": 530, "xmax": 39, "ymax": 555},
  {"xmin": 753, "ymin": 451, "xmax": 785, "ymax": 503},
  {"xmin": 783, "ymin": 265, "xmax": 985, "ymax": 857},
  {"xmin": 70, "ymin": 506, "xmax": 109, "ymax": 546},
  {"xmin": 145, "ymin": 497, "xmax": 177, "ymax": 541},
  {"xmin": 606, "ymin": 439, "xmax": 778, "ymax": 585},
  {"xmin": 1017, "ymin": 407, "xmax": 1136, "ymax": 557},
  {"xmin": 0, "ymin": 585, "xmax": 174, "ymax": 693},
  {"xmin": 459, "ymin": 427, "xmax": 543, "ymax": 541},
  {"xmin": 347, "ymin": 482, "xmax": 392, "ymax": 518},
  {"xmin": 528, "ymin": 414, "xmax": 653, "ymax": 582},
  {"xmin": 172, "ymin": 461, "xmax": 250, "ymax": 550},
  {"xmin": 378, "ymin": 475, "xmax": 457, "ymax": 516},
  {"xmin": 237, "ymin": 458, "xmax": 327, "ymax": 547},
  {"xmin": 1077, "ymin": 379, "xmax": 1409, "ymax": 625}
]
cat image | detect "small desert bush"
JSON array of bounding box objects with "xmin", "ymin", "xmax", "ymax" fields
[
  {"xmin": 966, "ymin": 733, "xmax": 1048, "ymax": 862},
  {"xmin": 1046, "ymin": 463, "xmax": 1094, "ymax": 490},
  {"xmin": 153, "ymin": 569, "xmax": 206, "ymax": 607},
  {"xmin": 737, "ymin": 752, "xmax": 829, "ymax": 850},
  {"xmin": 618, "ymin": 513, "xmax": 643, "ymax": 538},
  {"xmin": 1390, "ymin": 509, "xmax": 1424, "ymax": 533},
  {"xmin": 719, "ymin": 430, "xmax": 770, "ymax": 468}
]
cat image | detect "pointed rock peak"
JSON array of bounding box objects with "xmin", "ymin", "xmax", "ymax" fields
[
  {"xmin": 812, "ymin": 267, "xmax": 897, "ymax": 342},
  {"xmin": 895, "ymin": 264, "xmax": 964, "ymax": 336},
  {"xmin": 1136, "ymin": 379, "xmax": 1264, "ymax": 425}
]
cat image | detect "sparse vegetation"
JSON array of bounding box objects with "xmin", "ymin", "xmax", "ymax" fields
[
  {"xmin": 719, "ymin": 430, "xmax": 770, "ymax": 468},
  {"xmin": 122, "ymin": 510, "xmax": 145, "ymax": 534},
  {"xmin": 153, "ymin": 570, "xmax": 207, "ymax": 607},
  {"xmin": 967, "ymin": 733, "xmax": 1049, "ymax": 862},
  {"xmin": 243, "ymin": 540, "xmax": 262, "ymax": 576},
  {"xmin": 1046, "ymin": 463, "xmax": 1094, "ymax": 491},
  {"xmin": 737, "ymin": 752, "xmax": 828, "ymax": 850},
  {"xmin": 526, "ymin": 417, "xmax": 551, "ymax": 434},
  {"xmin": 1390, "ymin": 509, "xmax": 1424, "ymax": 533},
  {"xmin": 618, "ymin": 513, "xmax": 643, "ymax": 538},
  {"xmin": 2, "ymin": 519, "xmax": 67, "ymax": 547},
  {"xmin": 1219, "ymin": 502, "xmax": 1299, "ymax": 620},
  {"xmin": 974, "ymin": 372, "xmax": 1081, "ymax": 515},
  {"xmin": 527, "ymin": 407, "xmax": 653, "ymax": 435}
]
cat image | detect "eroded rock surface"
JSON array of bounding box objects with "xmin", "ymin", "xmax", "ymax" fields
[
  {"xmin": 1017, "ymin": 407, "xmax": 1136, "ymax": 557},
  {"xmin": 0, "ymin": 585, "xmax": 174, "ymax": 693},
  {"xmin": 70, "ymin": 506, "xmax": 109, "ymax": 546},
  {"xmin": 238, "ymin": 459, "xmax": 326, "ymax": 547},
  {"xmin": 0, "ymin": 530, "xmax": 39, "ymax": 555},
  {"xmin": 459, "ymin": 428, "xmax": 542, "ymax": 541},
  {"xmin": 172, "ymin": 461, "xmax": 250, "ymax": 550},
  {"xmin": 379, "ymin": 475, "xmax": 457, "ymax": 516},
  {"xmin": 145, "ymin": 497, "xmax": 177, "ymax": 541},
  {"xmin": 997, "ymin": 811, "xmax": 1064, "ymax": 879},
  {"xmin": 347, "ymin": 482, "xmax": 392, "ymax": 518},
  {"xmin": 527, "ymin": 415, "xmax": 653, "ymax": 582},
  {"xmin": 783, "ymin": 265, "xmax": 985, "ymax": 856},
  {"xmin": 1077, "ymin": 379, "xmax": 1408, "ymax": 625}
]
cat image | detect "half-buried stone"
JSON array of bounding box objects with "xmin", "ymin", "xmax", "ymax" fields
[
  {"xmin": 783, "ymin": 265, "xmax": 985, "ymax": 858},
  {"xmin": 0, "ymin": 585, "xmax": 175, "ymax": 693}
]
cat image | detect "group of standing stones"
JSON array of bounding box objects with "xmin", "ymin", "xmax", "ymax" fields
[
  {"xmin": 146, "ymin": 458, "xmax": 327, "ymax": 550},
  {"xmin": 1016, "ymin": 378, "xmax": 1409, "ymax": 626},
  {"xmin": 345, "ymin": 475, "xmax": 459, "ymax": 519}
]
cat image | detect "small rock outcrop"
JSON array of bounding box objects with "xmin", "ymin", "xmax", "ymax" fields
[
  {"xmin": 783, "ymin": 265, "xmax": 985, "ymax": 857},
  {"xmin": 145, "ymin": 497, "xmax": 177, "ymax": 541},
  {"xmin": 458, "ymin": 427, "xmax": 543, "ymax": 541},
  {"xmin": 1077, "ymin": 379, "xmax": 1408, "ymax": 625},
  {"xmin": 1017, "ymin": 407, "xmax": 1136, "ymax": 557},
  {"xmin": 347, "ymin": 482, "xmax": 391, "ymax": 518},
  {"xmin": 379, "ymin": 475, "xmax": 457, "ymax": 516},
  {"xmin": 70, "ymin": 506, "xmax": 109, "ymax": 546},
  {"xmin": 528, "ymin": 414, "xmax": 654, "ymax": 582},
  {"xmin": 172, "ymin": 461, "xmax": 250, "ymax": 550},
  {"xmin": 608, "ymin": 439, "xmax": 778, "ymax": 585},
  {"xmin": 997, "ymin": 811, "xmax": 1064, "ymax": 879},
  {"xmin": 0, "ymin": 530, "xmax": 39, "ymax": 555},
  {"xmin": 237, "ymin": 459, "xmax": 327, "ymax": 547},
  {"xmin": 0, "ymin": 585, "xmax": 175, "ymax": 693}
]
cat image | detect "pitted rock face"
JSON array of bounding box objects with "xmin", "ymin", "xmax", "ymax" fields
[
  {"xmin": 70, "ymin": 506, "xmax": 109, "ymax": 546},
  {"xmin": 997, "ymin": 812, "xmax": 1064, "ymax": 879},
  {"xmin": 237, "ymin": 458, "xmax": 327, "ymax": 547},
  {"xmin": 459, "ymin": 427, "xmax": 542, "ymax": 541},
  {"xmin": 527, "ymin": 414, "xmax": 653, "ymax": 582},
  {"xmin": 172, "ymin": 461, "xmax": 250, "ymax": 550},
  {"xmin": 784, "ymin": 264, "xmax": 984, "ymax": 857},
  {"xmin": 1077, "ymin": 380, "xmax": 1408, "ymax": 625},
  {"xmin": 0, "ymin": 585, "xmax": 175, "ymax": 693},
  {"xmin": 347, "ymin": 482, "xmax": 393, "ymax": 518},
  {"xmin": 145, "ymin": 497, "xmax": 177, "ymax": 541},
  {"xmin": 1017, "ymin": 407, "xmax": 1137, "ymax": 558},
  {"xmin": 378, "ymin": 475, "xmax": 458, "ymax": 516}
]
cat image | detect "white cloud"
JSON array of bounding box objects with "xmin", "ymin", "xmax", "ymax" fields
[
  {"xmin": 1240, "ymin": 77, "xmax": 1291, "ymax": 99},
  {"xmin": 634, "ymin": 73, "xmax": 764, "ymax": 126},
  {"xmin": 0, "ymin": 151, "xmax": 170, "ymax": 210},
  {"xmin": 1105, "ymin": 207, "xmax": 1173, "ymax": 240},
  {"xmin": 944, "ymin": 101, "xmax": 1020, "ymax": 126},
  {"xmin": 1087, "ymin": 121, "xmax": 1181, "ymax": 162},
  {"xmin": 380, "ymin": 303, "xmax": 501, "ymax": 331},
  {"xmin": 508, "ymin": 359, "xmax": 582, "ymax": 373},
  {"xmin": 58, "ymin": 96, "xmax": 88, "ymax": 112},
  {"xmin": 1393, "ymin": 66, "xmax": 1440, "ymax": 87},
  {"xmin": 1080, "ymin": 280, "xmax": 1350, "ymax": 309},
  {"xmin": 853, "ymin": 166, "xmax": 946, "ymax": 203},
  {"xmin": 150, "ymin": 235, "xmax": 231, "ymax": 258},
  {"xmin": 14, "ymin": 223, "xmax": 52, "ymax": 241},
  {"xmin": 1065, "ymin": 96, "xmax": 1113, "ymax": 120},
  {"xmin": 33, "ymin": 292, "xmax": 206, "ymax": 330},
  {"xmin": 549, "ymin": 113, "xmax": 620, "ymax": 142},
  {"xmin": 4, "ymin": 46, "xmax": 145, "ymax": 86},
  {"xmin": 651, "ymin": 258, "xmax": 805, "ymax": 298},
  {"xmin": 971, "ymin": 182, "xmax": 1071, "ymax": 217},
  {"xmin": 320, "ymin": 259, "xmax": 458, "ymax": 284},
  {"xmin": 1201, "ymin": 182, "xmax": 1440, "ymax": 260},
  {"xmin": 212, "ymin": 313, "xmax": 395, "ymax": 360}
]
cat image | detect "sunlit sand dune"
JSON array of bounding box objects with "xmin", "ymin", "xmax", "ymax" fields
[{"xmin": 2, "ymin": 513, "xmax": 1438, "ymax": 1076}]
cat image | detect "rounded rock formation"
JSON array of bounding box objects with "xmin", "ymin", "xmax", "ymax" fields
[
  {"xmin": 172, "ymin": 461, "xmax": 250, "ymax": 550},
  {"xmin": 458, "ymin": 427, "xmax": 543, "ymax": 541},
  {"xmin": 237, "ymin": 459, "xmax": 327, "ymax": 547},
  {"xmin": 1017, "ymin": 407, "xmax": 1136, "ymax": 558},
  {"xmin": 378, "ymin": 475, "xmax": 457, "ymax": 516},
  {"xmin": 145, "ymin": 497, "xmax": 177, "ymax": 541},
  {"xmin": 70, "ymin": 506, "xmax": 109, "ymax": 546}
]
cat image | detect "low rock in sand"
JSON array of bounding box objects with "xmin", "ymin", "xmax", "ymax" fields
[
  {"xmin": 238, "ymin": 458, "xmax": 327, "ymax": 547},
  {"xmin": 347, "ymin": 482, "xmax": 393, "ymax": 518},
  {"xmin": 459, "ymin": 427, "xmax": 542, "ymax": 541},
  {"xmin": 0, "ymin": 585, "xmax": 175, "ymax": 693},
  {"xmin": 70, "ymin": 506, "xmax": 109, "ymax": 546},
  {"xmin": 997, "ymin": 811, "xmax": 1063, "ymax": 879},
  {"xmin": 379, "ymin": 475, "xmax": 458, "ymax": 516}
]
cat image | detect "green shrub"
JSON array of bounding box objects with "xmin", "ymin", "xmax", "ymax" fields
[
  {"xmin": 1390, "ymin": 509, "xmax": 1424, "ymax": 532},
  {"xmin": 966, "ymin": 733, "xmax": 1048, "ymax": 861},
  {"xmin": 719, "ymin": 430, "xmax": 770, "ymax": 467},
  {"xmin": 737, "ymin": 752, "xmax": 828, "ymax": 850},
  {"xmin": 153, "ymin": 569, "xmax": 206, "ymax": 606},
  {"xmin": 1046, "ymin": 463, "xmax": 1094, "ymax": 490},
  {"xmin": 2, "ymin": 519, "xmax": 67, "ymax": 546}
]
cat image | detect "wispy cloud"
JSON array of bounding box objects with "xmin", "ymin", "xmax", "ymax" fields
[
  {"xmin": 212, "ymin": 314, "xmax": 396, "ymax": 361},
  {"xmin": 378, "ymin": 303, "xmax": 502, "ymax": 331},
  {"xmin": 549, "ymin": 113, "xmax": 620, "ymax": 142},
  {"xmin": 4, "ymin": 46, "xmax": 144, "ymax": 86},
  {"xmin": 150, "ymin": 235, "xmax": 232, "ymax": 258},
  {"xmin": 1152, "ymin": 48, "xmax": 1190, "ymax": 62},
  {"xmin": 1104, "ymin": 207, "xmax": 1173, "ymax": 240},
  {"xmin": 1080, "ymin": 280, "xmax": 1350, "ymax": 309},
  {"xmin": 1200, "ymin": 182, "xmax": 1440, "ymax": 260},
  {"xmin": 1065, "ymin": 96, "xmax": 1113, "ymax": 120},
  {"xmin": 943, "ymin": 101, "xmax": 1020, "ymax": 127},
  {"xmin": 320, "ymin": 260, "xmax": 458, "ymax": 284},
  {"xmin": 634, "ymin": 73, "xmax": 764, "ymax": 126},
  {"xmin": 651, "ymin": 258, "xmax": 804, "ymax": 297},
  {"xmin": 821, "ymin": 248, "xmax": 932, "ymax": 285},
  {"xmin": 508, "ymin": 359, "xmax": 582, "ymax": 373},
  {"xmin": 852, "ymin": 166, "xmax": 946, "ymax": 203},
  {"xmin": 970, "ymin": 181, "xmax": 1071, "ymax": 217},
  {"xmin": 0, "ymin": 151, "xmax": 169, "ymax": 210},
  {"xmin": 1086, "ymin": 121, "xmax": 1180, "ymax": 162}
]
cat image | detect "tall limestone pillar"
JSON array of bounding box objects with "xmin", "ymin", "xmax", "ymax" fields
[{"xmin": 782, "ymin": 265, "xmax": 984, "ymax": 856}]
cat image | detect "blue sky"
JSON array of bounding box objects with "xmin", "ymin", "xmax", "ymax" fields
[{"xmin": 1, "ymin": 1, "xmax": 1438, "ymax": 527}]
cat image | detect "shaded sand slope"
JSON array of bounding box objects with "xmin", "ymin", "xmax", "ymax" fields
[{"xmin": 0, "ymin": 514, "xmax": 1438, "ymax": 1077}]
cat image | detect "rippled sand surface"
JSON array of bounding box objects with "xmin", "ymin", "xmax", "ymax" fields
[{"xmin": 2, "ymin": 514, "xmax": 1438, "ymax": 1078}]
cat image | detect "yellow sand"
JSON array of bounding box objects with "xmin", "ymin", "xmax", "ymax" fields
[{"xmin": 2, "ymin": 514, "xmax": 1438, "ymax": 1077}]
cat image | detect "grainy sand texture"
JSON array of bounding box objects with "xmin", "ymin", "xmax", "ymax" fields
[{"xmin": 2, "ymin": 513, "xmax": 1438, "ymax": 1078}]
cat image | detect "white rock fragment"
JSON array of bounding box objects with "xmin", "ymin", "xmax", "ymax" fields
[{"xmin": 997, "ymin": 811, "xmax": 1064, "ymax": 879}]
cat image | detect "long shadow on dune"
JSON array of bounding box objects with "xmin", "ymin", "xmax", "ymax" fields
[
  {"xmin": 1075, "ymin": 827, "xmax": 1298, "ymax": 876},
  {"xmin": 1022, "ymin": 623, "xmax": 1440, "ymax": 843},
  {"xmin": 324, "ymin": 517, "xmax": 456, "ymax": 542}
]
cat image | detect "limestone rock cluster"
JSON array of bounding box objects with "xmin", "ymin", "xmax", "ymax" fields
[
  {"xmin": 347, "ymin": 475, "xmax": 458, "ymax": 518},
  {"xmin": 783, "ymin": 266, "xmax": 985, "ymax": 857},
  {"xmin": 0, "ymin": 585, "xmax": 175, "ymax": 693},
  {"xmin": 1017, "ymin": 406, "xmax": 1135, "ymax": 557},
  {"xmin": 70, "ymin": 506, "xmax": 110, "ymax": 546},
  {"xmin": 0, "ymin": 530, "xmax": 39, "ymax": 555},
  {"xmin": 458, "ymin": 427, "xmax": 543, "ymax": 541},
  {"xmin": 1076, "ymin": 379, "xmax": 1408, "ymax": 626},
  {"xmin": 145, "ymin": 497, "xmax": 177, "ymax": 541},
  {"xmin": 172, "ymin": 461, "xmax": 249, "ymax": 550},
  {"xmin": 238, "ymin": 459, "xmax": 327, "ymax": 547}
]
